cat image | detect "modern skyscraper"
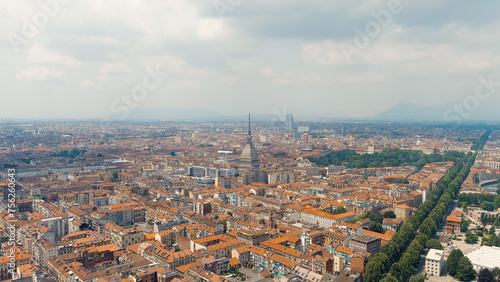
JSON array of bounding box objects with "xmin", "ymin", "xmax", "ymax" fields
[
  {"xmin": 240, "ymin": 114, "xmax": 260, "ymax": 170},
  {"xmin": 285, "ymin": 114, "xmax": 294, "ymax": 130}
]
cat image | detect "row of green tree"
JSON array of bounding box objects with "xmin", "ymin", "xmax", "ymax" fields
[
  {"xmin": 391, "ymin": 152, "xmax": 476, "ymax": 281},
  {"xmin": 307, "ymin": 148, "xmax": 465, "ymax": 169},
  {"xmin": 364, "ymin": 128, "xmax": 492, "ymax": 281},
  {"xmin": 485, "ymin": 232, "xmax": 500, "ymax": 247},
  {"xmin": 471, "ymin": 129, "xmax": 492, "ymax": 151},
  {"xmin": 363, "ymin": 153, "xmax": 473, "ymax": 281},
  {"xmin": 479, "ymin": 213, "xmax": 500, "ymax": 225}
]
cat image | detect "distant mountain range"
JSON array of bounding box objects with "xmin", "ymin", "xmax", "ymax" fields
[
  {"xmin": 371, "ymin": 103, "xmax": 449, "ymax": 121},
  {"xmin": 126, "ymin": 102, "xmax": 500, "ymax": 122},
  {"xmin": 371, "ymin": 102, "xmax": 500, "ymax": 122}
]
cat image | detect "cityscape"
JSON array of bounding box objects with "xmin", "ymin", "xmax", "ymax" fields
[{"xmin": 1, "ymin": 1, "xmax": 500, "ymax": 282}]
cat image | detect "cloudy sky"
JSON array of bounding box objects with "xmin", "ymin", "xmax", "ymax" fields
[{"xmin": 1, "ymin": 0, "xmax": 499, "ymax": 120}]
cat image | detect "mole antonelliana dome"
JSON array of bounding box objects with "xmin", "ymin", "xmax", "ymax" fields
[{"xmin": 239, "ymin": 114, "xmax": 260, "ymax": 170}]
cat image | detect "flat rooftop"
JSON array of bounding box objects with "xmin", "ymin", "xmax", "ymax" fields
[
  {"xmin": 426, "ymin": 249, "xmax": 444, "ymax": 261},
  {"xmin": 466, "ymin": 246, "xmax": 500, "ymax": 269}
]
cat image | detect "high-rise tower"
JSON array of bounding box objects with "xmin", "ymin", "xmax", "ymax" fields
[
  {"xmin": 240, "ymin": 114, "xmax": 260, "ymax": 170},
  {"xmin": 285, "ymin": 114, "xmax": 294, "ymax": 130}
]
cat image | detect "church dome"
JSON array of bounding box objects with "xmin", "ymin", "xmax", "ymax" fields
[
  {"xmin": 239, "ymin": 113, "xmax": 260, "ymax": 170},
  {"xmin": 241, "ymin": 143, "xmax": 258, "ymax": 162}
]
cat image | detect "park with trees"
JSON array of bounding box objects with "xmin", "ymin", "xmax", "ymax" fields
[
  {"xmin": 364, "ymin": 129, "xmax": 491, "ymax": 281},
  {"xmin": 308, "ymin": 148, "xmax": 465, "ymax": 169}
]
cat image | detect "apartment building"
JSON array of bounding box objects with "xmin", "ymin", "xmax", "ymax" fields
[
  {"xmin": 155, "ymin": 230, "xmax": 177, "ymax": 248},
  {"xmin": 312, "ymin": 255, "xmax": 333, "ymax": 274},
  {"xmin": 145, "ymin": 247, "xmax": 195, "ymax": 270},
  {"xmin": 231, "ymin": 245, "xmax": 299, "ymax": 276},
  {"xmin": 33, "ymin": 240, "xmax": 74, "ymax": 268},
  {"xmin": 36, "ymin": 217, "xmax": 69, "ymax": 240},
  {"xmin": 425, "ymin": 249, "xmax": 444, "ymax": 277},
  {"xmin": 101, "ymin": 203, "xmax": 146, "ymax": 226},
  {"xmin": 0, "ymin": 248, "xmax": 32, "ymax": 280},
  {"xmin": 395, "ymin": 204, "xmax": 411, "ymax": 223},
  {"xmin": 194, "ymin": 201, "xmax": 212, "ymax": 215},
  {"xmin": 106, "ymin": 223, "xmax": 144, "ymax": 248},
  {"xmin": 300, "ymin": 209, "xmax": 356, "ymax": 228},
  {"xmin": 445, "ymin": 210, "xmax": 463, "ymax": 234},
  {"xmin": 382, "ymin": 217, "xmax": 404, "ymax": 231},
  {"xmin": 348, "ymin": 234, "xmax": 381, "ymax": 255}
]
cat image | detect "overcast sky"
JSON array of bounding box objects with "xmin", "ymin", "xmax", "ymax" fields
[{"xmin": 1, "ymin": 0, "xmax": 499, "ymax": 120}]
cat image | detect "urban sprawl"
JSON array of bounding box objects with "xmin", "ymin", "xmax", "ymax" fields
[{"xmin": 1, "ymin": 118, "xmax": 500, "ymax": 282}]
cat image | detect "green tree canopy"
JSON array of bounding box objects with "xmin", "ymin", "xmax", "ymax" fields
[
  {"xmin": 465, "ymin": 232, "xmax": 478, "ymax": 244},
  {"xmin": 69, "ymin": 148, "xmax": 82, "ymax": 158},
  {"xmin": 409, "ymin": 273, "xmax": 425, "ymax": 282},
  {"xmin": 494, "ymin": 217, "xmax": 500, "ymax": 227},
  {"xmin": 461, "ymin": 220, "xmax": 470, "ymax": 232},
  {"xmin": 380, "ymin": 276, "xmax": 399, "ymax": 282},
  {"xmin": 456, "ymin": 256, "xmax": 476, "ymax": 281},
  {"xmin": 384, "ymin": 210, "xmax": 396, "ymax": 218},
  {"xmin": 492, "ymin": 267, "xmax": 500, "ymax": 281},
  {"xmin": 307, "ymin": 148, "xmax": 464, "ymax": 169},
  {"xmin": 399, "ymin": 259, "xmax": 414, "ymax": 282},
  {"xmin": 333, "ymin": 206, "xmax": 348, "ymax": 215},
  {"xmin": 488, "ymin": 233, "xmax": 500, "ymax": 247},
  {"xmin": 482, "ymin": 201, "xmax": 496, "ymax": 211},
  {"xmin": 364, "ymin": 253, "xmax": 388, "ymax": 282},
  {"xmin": 368, "ymin": 222, "xmax": 385, "ymax": 233},
  {"xmin": 447, "ymin": 249, "xmax": 464, "ymax": 277},
  {"xmin": 478, "ymin": 268, "xmax": 494, "ymax": 282},
  {"xmin": 425, "ymin": 239, "xmax": 443, "ymax": 250},
  {"xmin": 420, "ymin": 218, "xmax": 437, "ymax": 237},
  {"xmin": 489, "ymin": 225, "xmax": 496, "ymax": 235},
  {"xmin": 368, "ymin": 212, "xmax": 384, "ymax": 224},
  {"xmin": 389, "ymin": 263, "xmax": 401, "ymax": 280}
]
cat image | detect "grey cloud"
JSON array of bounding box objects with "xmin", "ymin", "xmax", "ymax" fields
[{"xmin": 0, "ymin": 0, "xmax": 499, "ymax": 120}]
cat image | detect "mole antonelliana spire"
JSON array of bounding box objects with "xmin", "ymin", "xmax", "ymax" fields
[
  {"xmin": 240, "ymin": 113, "xmax": 259, "ymax": 170},
  {"xmin": 247, "ymin": 113, "xmax": 252, "ymax": 144}
]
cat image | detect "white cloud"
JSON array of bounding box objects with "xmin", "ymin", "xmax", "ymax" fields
[
  {"xmin": 340, "ymin": 73, "xmax": 386, "ymax": 84},
  {"xmin": 197, "ymin": 18, "xmax": 228, "ymax": 39},
  {"xmin": 81, "ymin": 79, "xmax": 95, "ymax": 88},
  {"xmin": 301, "ymin": 73, "xmax": 332, "ymax": 85},
  {"xmin": 100, "ymin": 63, "xmax": 133, "ymax": 75},
  {"xmin": 273, "ymin": 78, "xmax": 291, "ymax": 85},
  {"xmin": 26, "ymin": 44, "xmax": 82, "ymax": 67},
  {"xmin": 302, "ymin": 23, "xmax": 500, "ymax": 74},
  {"xmin": 260, "ymin": 67, "xmax": 275, "ymax": 77},
  {"xmin": 301, "ymin": 41, "xmax": 348, "ymax": 66},
  {"xmin": 16, "ymin": 66, "xmax": 64, "ymax": 81}
]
